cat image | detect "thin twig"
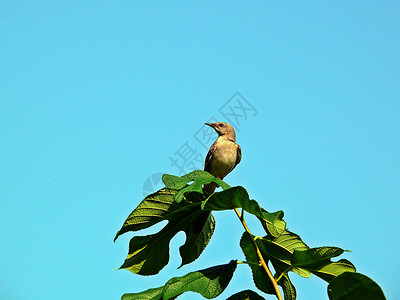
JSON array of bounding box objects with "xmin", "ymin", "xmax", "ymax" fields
[
  {"xmin": 237, "ymin": 260, "xmax": 261, "ymax": 266},
  {"xmin": 234, "ymin": 208, "xmax": 283, "ymax": 300},
  {"xmin": 275, "ymin": 267, "xmax": 292, "ymax": 283}
]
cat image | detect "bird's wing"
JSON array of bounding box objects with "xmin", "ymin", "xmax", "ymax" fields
[
  {"xmin": 227, "ymin": 144, "xmax": 242, "ymax": 174},
  {"xmin": 236, "ymin": 144, "xmax": 242, "ymax": 166},
  {"xmin": 204, "ymin": 143, "xmax": 216, "ymax": 172}
]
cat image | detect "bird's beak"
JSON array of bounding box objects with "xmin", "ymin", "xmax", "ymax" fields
[{"xmin": 205, "ymin": 122, "xmax": 214, "ymax": 128}]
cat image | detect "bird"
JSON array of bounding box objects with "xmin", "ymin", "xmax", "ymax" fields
[{"xmin": 203, "ymin": 122, "xmax": 241, "ymax": 195}]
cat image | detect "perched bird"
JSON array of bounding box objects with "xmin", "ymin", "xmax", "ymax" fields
[{"xmin": 203, "ymin": 122, "xmax": 241, "ymax": 195}]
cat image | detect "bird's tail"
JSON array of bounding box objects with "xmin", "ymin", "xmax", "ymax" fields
[{"xmin": 203, "ymin": 182, "xmax": 217, "ymax": 196}]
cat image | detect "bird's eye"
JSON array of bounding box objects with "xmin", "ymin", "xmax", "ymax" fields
[{"xmin": 219, "ymin": 123, "xmax": 224, "ymax": 127}]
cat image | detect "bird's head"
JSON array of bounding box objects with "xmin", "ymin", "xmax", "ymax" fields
[{"xmin": 205, "ymin": 122, "xmax": 236, "ymax": 141}]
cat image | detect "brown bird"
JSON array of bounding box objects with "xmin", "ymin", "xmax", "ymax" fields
[{"xmin": 203, "ymin": 122, "xmax": 241, "ymax": 195}]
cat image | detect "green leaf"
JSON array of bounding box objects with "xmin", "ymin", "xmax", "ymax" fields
[
  {"xmin": 240, "ymin": 232, "xmax": 276, "ymax": 295},
  {"xmin": 309, "ymin": 259, "xmax": 356, "ymax": 282},
  {"xmin": 121, "ymin": 286, "xmax": 164, "ymax": 300},
  {"xmin": 291, "ymin": 247, "xmax": 355, "ymax": 283},
  {"xmin": 162, "ymin": 170, "xmax": 230, "ymax": 203},
  {"xmin": 256, "ymin": 238, "xmax": 292, "ymax": 266},
  {"xmin": 203, "ymin": 186, "xmax": 286, "ymax": 237},
  {"xmin": 258, "ymin": 217, "xmax": 287, "ymax": 238},
  {"xmin": 115, "ymin": 188, "xmax": 215, "ymax": 274},
  {"xmin": 114, "ymin": 188, "xmax": 190, "ymax": 241},
  {"xmin": 240, "ymin": 231, "xmax": 308, "ymax": 297},
  {"xmin": 179, "ymin": 212, "xmax": 215, "ymax": 267},
  {"xmin": 122, "ymin": 261, "xmax": 237, "ymax": 300},
  {"xmin": 291, "ymin": 247, "xmax": 347, "ymax": 267},
  {"xmin": 256, "ymin": 230, "xmax": 311, "ymax": 279},
  {"xmin": 227, "ymin": 290, "xmax": 266, "ymax": 300},
  {"xmin": 268, "ymin": 230, "xmax": 308, "ymax": 253},
  {"xmin": 328, "ymin": 272, "xmax": 386, "ymax": 300},
  {"xmin": 164, "ymin": 260, "xmax": 237, "ymax": 299},
  {"xmin": 278, "ymin": 273, "xmax": 296, "ymax": 300}
]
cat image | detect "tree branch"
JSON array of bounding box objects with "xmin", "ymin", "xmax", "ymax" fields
[{"xmin": 234, "ymin": 208, "xmax": 283, "ymax": 300}]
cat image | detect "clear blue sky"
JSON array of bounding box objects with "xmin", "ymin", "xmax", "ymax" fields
[{"xmin": 1, "ymin": 2, "xmax": 399, "ymax": 299}]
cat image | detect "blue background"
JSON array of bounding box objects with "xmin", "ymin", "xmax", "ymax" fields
[{"xmin": 1, "ymin": 2, "xmax": 399, "ymax": 299}]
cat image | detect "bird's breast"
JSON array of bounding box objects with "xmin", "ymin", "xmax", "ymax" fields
[{"xmin": 208, "ymin": 141, "xmax": 238, "ymax": 178}]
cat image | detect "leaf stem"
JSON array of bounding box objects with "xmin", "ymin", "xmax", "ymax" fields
[
  {"xmin": 275, "ymin": 267, "xmax": 292, "ymax": 283},
  {"xmin": 234, "ymin": 208, "xmax": 283, "ymax": 300},
  {"xmin": 237, "ymin": 260, "xmax": 261, "ymax": 267}
]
